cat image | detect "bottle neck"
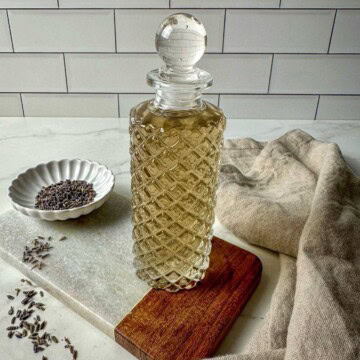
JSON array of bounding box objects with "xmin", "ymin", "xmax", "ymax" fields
[{"xmin": 153, "ymin": 88, "xmax": 203, "ymax": 110}]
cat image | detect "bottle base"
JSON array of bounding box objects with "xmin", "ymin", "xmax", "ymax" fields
[{"xmin": 136, "ymin": 268, "xmax": 207, "ymax": 292}]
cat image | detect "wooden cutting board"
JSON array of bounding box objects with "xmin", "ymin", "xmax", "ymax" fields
[
  {"xmin": 0, "ymin": 197, "xmax": 262, "ymax": 360},
  {"xmin": 115, "ymin": 236, "xmax": 262, "ymax": 360}
]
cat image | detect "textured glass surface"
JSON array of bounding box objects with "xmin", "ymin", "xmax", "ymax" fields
[
  {"xmin": 130, "ymin": 13, "xmax": 226, "ymax": 291},
  {"xmin": 130, "ymin": 101, "xmax": 225, "ymax": 291}
]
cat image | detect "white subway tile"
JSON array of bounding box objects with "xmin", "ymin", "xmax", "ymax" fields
[
  {"xmin": 330, "ymin": 11, "xmax": 360, "ymax": 53},
  {"xmin": 22, "ymin": 94, "xmax": 119, "ymax": 117},
  {"xmin": 119, "ymin": 94, "xmax": 152, "ymax": 117},
  {"xmin": 0, "ymin": 10, "xmax": 12, "ymax": 52},
  {"xmin": 0, "ymin": 54, "xmax": 66, "ymax": 92},
  {"xmin": 59, "ymin": 0, "xmax": 168, "ymax": 8},
  {"xmin": 66, "ymin": 54, "xmax": 239, "ymax": 94},
  {"xmin": 203, "ymin": 94, "xmax": 218, "ymax": 105},
  {"xmin": 66, "ymin": 54, "xmax": 161, "ymax": 93},
  {"xmin": 270, "ymin": 55, "xmax": 360, "ymax": 94},
  {"xmin": 225, "ymin": 10, "xmax": 334, "ymax": 53},
  {"xmin": 116, "ymin": 9, "xmax": 224, "ymax": 53},
  {"xmin": 0, "ymin": 94, "xmax": 23, "ymax": 116},
  {"xmin": 171, "ymin": 0, "xmax": 280, "ymax": 8},
  {"xmin": 220, "ymin": 95, "xmax": 318, "ymax": 119},
  {"xmin": 0, "ymin": 0, "xmax": 58, "ymax": 8},
  {"xmin": 9, "ymin": 10, "xmax": 115, "ymax": 52},
  {"xmin": 199, "ymin": 54, "xmax": 272, "ymax": 93},
  {"xmin": 119, "ymin": 93, "xmax": 218, "ymax": 117},
  {"xmin": 281, "ymin": 0, "xmax": 360, "ymax": 8},
  {"xmin": 317, "ymin": 96, "xmax": 360, "ymax": 120}
]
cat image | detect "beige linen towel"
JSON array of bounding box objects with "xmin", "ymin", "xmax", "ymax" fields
[{"xmin": 214, "ymin": 130, "xmax": 360, "ymax": 360}]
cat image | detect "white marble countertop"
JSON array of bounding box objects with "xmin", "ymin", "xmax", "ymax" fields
[{"xmin": 0, "ymin": 117, "xmax": 359, "ymax": 360}]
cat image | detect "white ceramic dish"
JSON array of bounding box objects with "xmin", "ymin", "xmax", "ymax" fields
[{"xmin": 8, "ymin": 159, "xmax": 115, "ymax": 221}]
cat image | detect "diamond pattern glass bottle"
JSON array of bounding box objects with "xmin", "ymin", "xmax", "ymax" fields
[{"xmin": 129, "ymin": 13, "xmax": 226, "ymax": 291}]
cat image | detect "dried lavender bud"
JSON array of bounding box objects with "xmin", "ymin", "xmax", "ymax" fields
[
  {"xmin": 31, "ymin": 264, "xmax": 40, "ymax": 271},
  {"xmin": 21, "ymin": 297, "xmax": 30, "ymax": 305},
  {"xmin": 51, "ymin": 335, "xmax": 58, "ymax": 343},
  {"xmin": 7, "ymin": 295, "xmax": 14, "ymax": 300},
  {"xmin": 35, "ymin": 180, "xmax": 96, "ymax": 210},
  {"xmin": 6, "ymin": 326, "xmax": 18, "ymax": 331},
  {"xmin": 21, "ymin": 313, "xmax": 31, "ymax": 321},
  {"xmin": 8, "ymin": 306, "xmax": 14, "ymax": 315}
]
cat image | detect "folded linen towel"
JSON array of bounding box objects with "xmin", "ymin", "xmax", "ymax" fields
[{"xmin": 214, "ymin": 130, "xmax": 360, "ymax": 360}]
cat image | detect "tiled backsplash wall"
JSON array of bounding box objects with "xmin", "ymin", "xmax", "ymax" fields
[{"xmin": 0, "ymin": 0, "xmax": 359, "ymax": 119}]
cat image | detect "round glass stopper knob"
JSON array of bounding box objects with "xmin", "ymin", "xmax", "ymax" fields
[{"xmin": 155, "ymin": 13, "xmax": 207, "ymax": 70}]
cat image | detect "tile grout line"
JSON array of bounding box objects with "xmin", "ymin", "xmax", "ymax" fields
[
  {"xmin": 279, "ymin": 0, "xmax": 282, "ymax": 8},
  {"xmin": 57, "ymin": 0, "xmax": 60, "ymax": 8},
  {"xmin": 1, "ymin": 51, "xmax": 359, "ymax": 55},
  {"xmin": 221, "ymin": 9, "xmax": 227, "ymax": 53},
  {"xmin": 113, "ymin": 9, "xmax": 117, "ymax": 53},
  {"xmin": 19, "ymin": 93, "xmax": 25, "ymax": 117},
  {"xmin": 217, "ymin": 94, "xmax": 220, "ymax": 107},
  {"xmin": 267, "ymin": 54, "xmax": 274, "ymax": 93},
  {"xmin": 117, "ymin": 94, "xmax": 120, "ymax": 118},
  {"xmin": 6, "ymin": 10, "xmax": 14, "ymax": 52},
  {"xmin": 314, "ymin": 95, "xmax": 321, "ymax": 120},
  {"xmin": 1, "ymin": 7, "xmax": 358, "ymax": 10},
  {"xmin": 169, "ymin": 0, "xmax": 171, "ymax": 8},
  {"xmin": 63, "ymin": 54, "xmax": 69, "ymax": 92},
  {"xmin": 327, "ymin": 10, "xmax": 337, "ymax": 54}
]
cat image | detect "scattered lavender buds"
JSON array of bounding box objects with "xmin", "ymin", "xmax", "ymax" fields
[
  {"xmin": 5, "ymin": 278, "xmax": 79, "ymax": 359},
  {"xmin": 35, "ymin": 180, "xmax": 96, "ymax": 210},
  {"xmin": 22, "ymin": 236, "xmax": 53, "ymax": 271}
]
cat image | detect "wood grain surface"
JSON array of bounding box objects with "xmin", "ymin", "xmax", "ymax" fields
[{"xmin": 115, "ymin": 236, "xmax": 262, "ymax": 360}]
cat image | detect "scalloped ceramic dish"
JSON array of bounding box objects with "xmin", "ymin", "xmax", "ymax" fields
[{"xmin": 8, "ymin": 159, "xmax": 115, "ymax": 221}]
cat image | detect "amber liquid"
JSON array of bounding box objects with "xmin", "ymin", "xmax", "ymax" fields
[{"xmin": 129, "ymin": 100, "xmax": 225, "ymax": 291}]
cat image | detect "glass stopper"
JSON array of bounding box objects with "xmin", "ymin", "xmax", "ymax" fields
[
  {"xmin": 147, "ymin": 13, "xmax": 212, "ymax": 91},
  {"xmin": 156, "ymin": 13, "xmax": 207, "ymax": 71}
]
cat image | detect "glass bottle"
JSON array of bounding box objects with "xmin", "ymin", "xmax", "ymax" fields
[{"xmin": 129, "ymin": 13, "xmax": 226, "ymax": 292}]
